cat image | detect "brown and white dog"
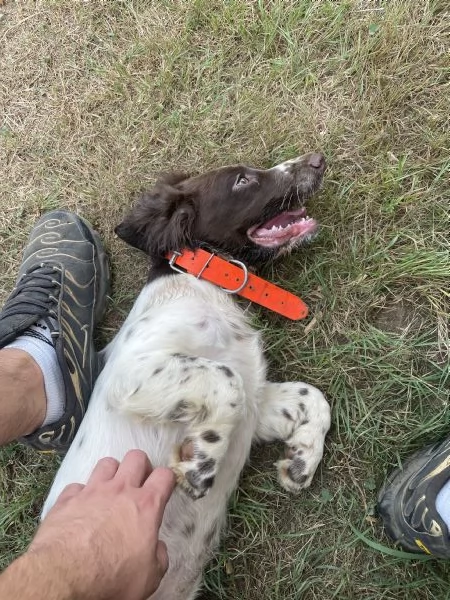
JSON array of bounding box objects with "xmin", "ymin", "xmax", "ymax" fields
[{"xmin": 43, "ymin": 153, "xmax": 331, "ymax": 599}]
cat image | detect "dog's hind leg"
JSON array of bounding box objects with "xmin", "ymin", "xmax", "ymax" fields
[{"xmin": 254, "ymin": 381, "xmax": 331, "ymax": 492}]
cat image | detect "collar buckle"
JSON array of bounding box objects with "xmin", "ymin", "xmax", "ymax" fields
[
  {"xmin": 168, "ymin": 250, "xmax": 249, "ymax": 295},
  {"xmin": 168, "ymin": 250, "xmax": 184, "ymax": 274}
]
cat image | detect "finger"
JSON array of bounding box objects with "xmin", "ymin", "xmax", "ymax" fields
[
  {"xmin": 144, "ymin": 540, "xmax": 169, "ymax": 599},
  {"xmin": 55, "ymin": 482, "xmax": 85, "ymax": 505},
  {"xmin": 114, "ymin": 449, "xmax": 153, "ymax": 487},
  {"xmin": 156, "ymin": 539, "xmax": 169, "ymax": 576},
  {"xmin": 87, "ymin": 456, "xmax": 120, "ymax": 486},
  {"xmin": 142, "ymin": 467, "xmax": 176, "ymax": 525}
]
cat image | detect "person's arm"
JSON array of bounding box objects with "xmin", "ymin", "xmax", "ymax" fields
[
  {"xmin": 0, "ymin": 549, "xmax": 75, "ymax": 600},
  {"xmin": 0, "ymin": 451, "xmax": 175, "ymax": 600}
]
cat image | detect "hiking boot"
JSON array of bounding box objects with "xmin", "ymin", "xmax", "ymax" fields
[
  {"xmin": 0, "ymin": 210, "xmax": 110, "ymax": 453},
  {"xmin": 377, "ymin": 437, "xmax": 450, "ymax": 558}
]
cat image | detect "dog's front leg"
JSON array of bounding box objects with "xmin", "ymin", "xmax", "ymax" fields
[
  {"xmin": 255, "ymin": 382, "xmax": 331, "ymax": 492},
  {"xmin": 112, "ymin": 352, "xmax": 245, "ymax": 499}
]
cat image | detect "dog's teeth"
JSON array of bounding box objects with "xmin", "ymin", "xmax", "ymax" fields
[{"xmin": 268, "ymin": 223, "xmax": 293, "ymax": 232}]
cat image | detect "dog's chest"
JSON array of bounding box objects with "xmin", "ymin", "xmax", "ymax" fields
[{"xmin": 113, "ymin": 275, "xmax": 265, "ymax": 379}]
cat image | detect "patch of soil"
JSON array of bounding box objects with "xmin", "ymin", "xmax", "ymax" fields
[{"xmin": 373, "ymin": 299, "xmax": 423, "ymax": 335}]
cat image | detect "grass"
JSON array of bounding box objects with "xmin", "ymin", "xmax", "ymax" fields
[{"xmin": 0, "ymin": 0, "xmax": 449, "ymax": 597}]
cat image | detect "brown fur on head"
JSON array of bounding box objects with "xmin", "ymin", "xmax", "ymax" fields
[{"xmin": 115, "ymin": 153, "xmax": 326, "ymax": 266}]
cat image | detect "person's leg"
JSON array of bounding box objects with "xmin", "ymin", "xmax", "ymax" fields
[
  {"xmin": 0, "ymin": 349, "xmax": 46, "ymax": 443},
  {"xmin": 378, "ymin": 438, "xmax": 450, "ymax": 558},
  {"xmin": 0, "ymin": 210, "xmax": 109, "ymax": 452}
]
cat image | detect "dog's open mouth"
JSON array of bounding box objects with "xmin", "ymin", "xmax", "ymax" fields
[{"xmin": 247, "ymin": 207, "xmax": 318, "ymax": 248}]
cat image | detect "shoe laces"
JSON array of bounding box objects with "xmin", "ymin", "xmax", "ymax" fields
[{"xmin": 1, "ymin": 264, "xmax": 62, "ymax": 321}]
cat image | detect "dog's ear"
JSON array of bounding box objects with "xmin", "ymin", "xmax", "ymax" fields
[{"xmin": 115, "ymin": 182, "xmax": 196, "ymax": 257}]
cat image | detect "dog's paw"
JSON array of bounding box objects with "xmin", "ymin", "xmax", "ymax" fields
[
  {"xmin": 171, "ymin": 459, "xmax": 217, "ymax": 500},
  {"xmin": 258, "ymin": 381, "xmax": 330, "ymax": 493},
  {"xmin": 275, "ymin": 446, "xmax": 317, "ymax": 493},
  {"xmin": 170, "ymin": 437, "xmax": 219, "ymax": 500}
]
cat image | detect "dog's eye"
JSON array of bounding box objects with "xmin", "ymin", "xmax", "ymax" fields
[{"xmin": 235, "ymin": 175, "xmax": 249, "ymax": 187}]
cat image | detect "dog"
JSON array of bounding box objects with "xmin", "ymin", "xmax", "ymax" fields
[{"xmin": 42, "ymin": 153, "xmax": 331, "ymax": 599}]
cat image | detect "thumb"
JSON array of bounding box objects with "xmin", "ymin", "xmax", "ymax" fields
[{"xmin": 156, "ymin": 539, "xmax": 169, "ymax": 576}]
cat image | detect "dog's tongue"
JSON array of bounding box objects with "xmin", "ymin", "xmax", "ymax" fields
[
  {"xmin": 261, "ymin": 207, "xmax": 307, "ymax": 229},
  {"xmin": 248, "ymin": 205, "xmax": 317, "ymax": 247}
]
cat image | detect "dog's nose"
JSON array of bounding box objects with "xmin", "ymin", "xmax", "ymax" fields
[{"xmin": 308, "ymin": 153, "xmax": 325, "ymax": 169}]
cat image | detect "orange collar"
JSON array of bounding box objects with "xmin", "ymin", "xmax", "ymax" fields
[{"xmin": 166, "ymin": 248, "xmax": 309, "ymax": 320}]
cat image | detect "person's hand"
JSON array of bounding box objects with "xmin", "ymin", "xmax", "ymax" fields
[{"xmin": 29, "ymin": 450, "xmax": 175, "ymax": 600}]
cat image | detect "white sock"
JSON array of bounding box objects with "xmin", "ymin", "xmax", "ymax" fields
[
  {"xmin": 436, "ymin": 479, "xmax": 450, "ymax": 530},
  {"xmin": 7, "ymin": 319, "xmax": 65, "ymax": 427}
]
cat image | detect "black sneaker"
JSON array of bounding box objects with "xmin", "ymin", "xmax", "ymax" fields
[
  {"xmin": 0, "ymin": 210, "xmax": 109, "ymax": 453},
  {"xmin": 377, "ymin": 437, "xmax": 450, "ymax": 558}
]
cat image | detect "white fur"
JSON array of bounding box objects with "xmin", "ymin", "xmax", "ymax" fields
[
  {"xmin": 43, "ymin": 273, "xmax": 330, "ymax": 599},
  {"xmin": 271, "ymin": 156, "xmax": 305, "ymax": 173}
]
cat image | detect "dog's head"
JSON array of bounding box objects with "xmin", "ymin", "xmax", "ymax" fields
[{"xmin": 115, "ymin": 153, "xmax": 326, "ymax": 266}]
